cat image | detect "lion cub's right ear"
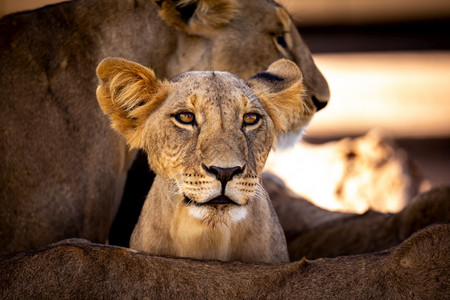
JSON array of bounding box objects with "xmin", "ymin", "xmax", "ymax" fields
[{"xmin": 96, "ymin": 57, "xmax": 167, "ymax": 148}]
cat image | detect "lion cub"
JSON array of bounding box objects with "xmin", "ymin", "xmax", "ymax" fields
[{"xmin": 96, "ymin": 58, "xmax": 314, "ymax": 263}]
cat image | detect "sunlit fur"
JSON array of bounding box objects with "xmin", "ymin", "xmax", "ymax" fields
[{"xmin": 97, "ymin": 58, "xmax": 312, "ymax": 263}]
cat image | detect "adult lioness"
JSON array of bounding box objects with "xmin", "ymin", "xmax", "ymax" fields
[
  {"xmin": 0, "ymin": 0, "xmax": 328, "ymax": 254},
  {"xmin": 96, "ymin": 57, "xmax": 312, "ymax": 262}
]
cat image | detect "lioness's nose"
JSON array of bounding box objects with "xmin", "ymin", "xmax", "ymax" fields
[
  {"xmin": 203, "ymin": 165, "xmax": 244, "ymax": 188},
  {"xmin": 305, "ymin": 75, "xmax": 329, "ymax": 112}
]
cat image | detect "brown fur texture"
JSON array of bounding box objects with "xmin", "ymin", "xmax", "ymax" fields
[
  {"xmin": 1, "ymin": 224, "xmax": 448, "ymax": 299},
  {"xmin": 264, "ymin": 172, "xmax": 450, "ymax": 260},
  {"xmin": 156, "ymin": 0, "xmax": 238, "ymax": 33},
  {"xmin": 0, "ymin": 0, "xmax": 329, "ymax": 254},
  {"xmin": 96, "ymin": 58, "xmax": 313, "ymax": 263}
]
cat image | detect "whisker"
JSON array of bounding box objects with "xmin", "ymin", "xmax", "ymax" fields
[
  {"xmin": 255, "ymin": 183, "xmax": 270, "ymax": 199},
  {"xmin": 165, "ymin": 174, "xmax": 184, "ymax": 198}
]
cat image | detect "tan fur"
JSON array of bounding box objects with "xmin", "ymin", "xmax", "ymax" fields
[
  {"xmin": 1, "ymin": 224, "xmax": 448, "ymax": 298},
  {"xmin": 157, "ymin": 0, "xmax": 238, "ymax": 33},
  {"xmin": 0, "ymin": 0, "xmax": 329, "ymax": 254},
  {"xmin": 96, "ymin": 58, "xmax": 312, "ymax": 263},
  {"xmin": 96, "ymin": 58, "xmax": 170, "ymax": 148}
]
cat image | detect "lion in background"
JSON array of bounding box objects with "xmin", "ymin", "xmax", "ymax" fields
[
  {"xmin": 0, "ymin": 0, "xmax": 329, "ymax": 255},
  {"xmin": 266, "ymin": 129, "xmax": 428, "ymax": 214}
]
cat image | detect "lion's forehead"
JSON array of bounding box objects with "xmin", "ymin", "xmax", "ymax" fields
[
  {"xmin": 168, "ymin": 72, "xmax": 262, "ymax": 114},
  {"xmin": 171, "ymin": 71, "xmax": 248, "ymax": 93}
]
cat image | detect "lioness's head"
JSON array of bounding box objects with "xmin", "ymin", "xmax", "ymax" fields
[
  {"xmin": 97, "ymin": 57, "xmax": 311, "ymax": 222},
  {"xmin": 155, "ymin": 0, "xmax": 329, "ymax": 114}
]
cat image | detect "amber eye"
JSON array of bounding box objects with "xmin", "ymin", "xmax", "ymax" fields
[
  {"xmin": 175, "ymin": 112, "xmax": 195, "ymax": 125},
  {"xmin": 243, "ymin": 113, "xmax": 261, "ymax": 126}
]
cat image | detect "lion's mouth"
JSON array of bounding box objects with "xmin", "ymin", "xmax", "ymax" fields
[{"xmin": 184, "ymin": 195, "xmax": 240, "ymax": 206}]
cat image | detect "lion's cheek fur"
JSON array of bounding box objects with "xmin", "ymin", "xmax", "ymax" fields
[
  {"xmin": 246, "ymin": 123, "xmax": 275, "ymax": 175},
  {"xmin": 142, "ymin": 118, "xmax": 195, "ymax": 177}
]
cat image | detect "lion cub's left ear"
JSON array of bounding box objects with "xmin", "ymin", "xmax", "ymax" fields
[
  {"xmin": 96, "ymin": 57, "xmax": 167, "ymax": 148},
  {"xmin": 248, "ymin": 59, "xmax": 314, "ymax": 148}
]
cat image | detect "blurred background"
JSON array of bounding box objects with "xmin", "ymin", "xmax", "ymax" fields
[
  {"xmin": 2, "ymin": 0, "xmax": 449, "ymax": 187},
  {"xmin": 278, "ymin": 0, "xmax": 450, "ymax": 188}
]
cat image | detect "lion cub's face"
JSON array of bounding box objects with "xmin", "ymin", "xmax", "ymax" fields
[
  {"xmin": 97, "ymin": 58, "xmax": 313, "ymax": 223},
  {"xmin": 144, "ymin": 72, "xmax": 273, "ymax": 212}
]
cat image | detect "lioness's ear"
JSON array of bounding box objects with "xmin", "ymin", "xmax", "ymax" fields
[
  {"xmin": 154, "ymin": 0, "xmax": 237, "ymax": 34},
  {"xmin": 248, "ymin": 59, "xmax": 314, "ymax": 148},
  {"xmin": 96, "ymin": 57, "xmax": 167, "ymax": 148}
]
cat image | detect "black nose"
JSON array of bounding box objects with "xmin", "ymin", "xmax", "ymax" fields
[{"xmin": 203, "ymin": 165, "xmax": 244, "ymax": 193}]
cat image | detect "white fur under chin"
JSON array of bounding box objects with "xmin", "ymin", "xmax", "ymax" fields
[
  {"xmin": 229, "ymin": 206, "xmax": 248, "ymax": 223},
  {"xmin": 188, "ymin": 206, "xmax": 209, "ymax": 220},
  {"xmin": 188, "ymin": 206, "xmax": 248, "ymax": 223}
]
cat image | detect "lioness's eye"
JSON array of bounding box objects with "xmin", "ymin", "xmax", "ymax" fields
[
  {"xmin": 272, "ymin": 31, "xmax": 289, "ymax": 49},
  {"xmin": 276, "ymin": 34, "xmax": 288, "ymax": 48},
  {"xmin": 243, "ymin": 113, "xmax": 261, "ymax": 126},
  {"xmin": 175, "ymin": 112, "xmax": 195, "ymax": 125}
]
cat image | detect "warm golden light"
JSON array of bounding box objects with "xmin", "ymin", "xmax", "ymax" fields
[{"xmin": 306, "ymin": 51, "xmax": 450, "ymax": 139}]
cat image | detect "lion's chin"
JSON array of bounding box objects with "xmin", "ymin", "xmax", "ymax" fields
[{"xmin": 186, "ymin": 200, "xmax": 248, "ymax": 224}]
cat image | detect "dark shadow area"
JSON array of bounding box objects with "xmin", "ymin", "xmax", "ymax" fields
[
  {"xmin": 299, "ymin": 19, "xmax": 450, "ymax": 53},
  {"xmin": 396, "ymin": 138, "xmax": 450, "ymax": 187},
  {"xmin": 108, "ymin": 150, "xmax": 154, "ymax": 247}
]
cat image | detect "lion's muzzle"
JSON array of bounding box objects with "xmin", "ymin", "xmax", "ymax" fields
[{"xmin": 202, "ymin": 164, "xmax": 245, "ymax": 194}]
